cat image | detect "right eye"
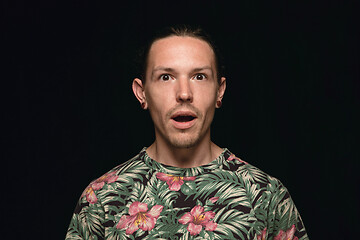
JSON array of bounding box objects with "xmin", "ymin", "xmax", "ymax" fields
[{"xmin": 160, "ymin": 74, "xmax": 172, "ymax": 81}]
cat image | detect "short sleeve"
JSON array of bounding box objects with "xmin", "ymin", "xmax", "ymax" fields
[
  {"xmin": 65, "ymin": 193, "xmax": 105, "ymax": 240},
  {"xmin": 267, "ymin": 183, "xmax": 309, "ymax": 240}
]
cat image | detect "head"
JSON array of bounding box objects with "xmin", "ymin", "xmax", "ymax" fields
[
  {"xmin": 137, "ymin": 25, "xmax": 225, "ymax": 84},
  {"xmin": 132, "ymin": 25, "xmax": 226, "ymax": 149}
]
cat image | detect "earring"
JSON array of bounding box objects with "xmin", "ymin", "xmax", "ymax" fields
[
  {"xmin": 217, "ymin": 100, "xmax": 222, "ymax": 108},
  {"xmin": 141, "ymin": 102, "xmax": 146, "ymax": 109}
]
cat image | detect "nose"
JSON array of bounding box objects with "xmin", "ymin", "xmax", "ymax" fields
[{"xmin": 176, "ymin": 77, "xmax": 193, "ymax": 103}]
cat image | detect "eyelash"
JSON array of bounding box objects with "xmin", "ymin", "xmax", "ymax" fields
[
  {"xmin": 159, "ymin": 73, "xmax": 207, "ymax": 81},
  {"xmin": 159, "ymin": 74, "xmax": 173, "ymax": 81},
  {"xmin": 192, "ymin": 73, "xmax": 207, "ymax": 80}
]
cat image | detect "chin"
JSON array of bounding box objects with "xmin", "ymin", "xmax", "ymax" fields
[
  {"xmin": 168, "ymin": 133, "xmax": 201, "ymax": 149},
  {"xmin": 171, "ymin": 141, "xmax": 197, "ymax": 149}
]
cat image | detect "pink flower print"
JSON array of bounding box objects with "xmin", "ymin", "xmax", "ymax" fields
[
  {"xmin": 91, "ymin": 171, "xmax": 118, "ymax": 190},
  {"xmin": 82, "ymin": 171, "xmax": 118, "ymax": 204},
  {"xmin": 227, "ymin": 154, "xmax": 248, "ymax": 164},
  {"xmin": 257, "ymin": 228, "xmax": 267, "ymax": 240},
  {"xmin": 178, "ymin": 205, "xmax": 217, "ymax": 236},
  {"xmin": 156, "ymin": 172, "xmax": 196, "ymax": 191},
  {"xmin": 209, "ymin": 197, "xmax": 219, "ymax": 203},
  {"xmin": 116, "ymin": 201, "xmax": 163, "ymax": 235},
  {"xmin": 82, "ymin": 186, "xmax": 98, "ymax": 204},
  {"xmin": 274, "ymin": 225, "xmax": 298, "ymax": 240}
]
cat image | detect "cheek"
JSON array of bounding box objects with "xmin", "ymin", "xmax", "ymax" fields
[
  {"xmin": 197, "ymin": 89, "xmax": 217, "ymax": 106},
  {"xmin": 147, "ymin": 87, "xmax": 175, "ymax": 106},
  {"xmin": 146, "ymin": 91, "xmax": 170, "ymax": 121},
  {"xmin": 199, "ymin": 89, "xmax": 218, "ymax": 118},
  {"xmin": 147, "ymin": 93, "xmax": 169, "ymax": 110}
]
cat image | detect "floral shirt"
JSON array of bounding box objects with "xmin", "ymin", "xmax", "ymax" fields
[{"xmin": 66, "ymin": 148, "xmax": 308, "ymax": 240}]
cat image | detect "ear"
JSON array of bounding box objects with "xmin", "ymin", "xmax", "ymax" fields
[
  {"xmin": 216, "ymin": 77, "xmax": 226, "ymax": 108},
  {"xmin": 132, "ymin": 78, "xmax": 148, "ymax": 109}
]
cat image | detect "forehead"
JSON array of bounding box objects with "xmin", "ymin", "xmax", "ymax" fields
[{"xmin": 147, "ymin": 36, "xmax": 216, "ymax": 71}]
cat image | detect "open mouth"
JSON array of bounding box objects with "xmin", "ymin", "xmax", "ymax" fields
[
  {"xmin": 170, "ymin": 111, "xmax": 197, "ymax": 129},
  {"xmin": 171, "ymin": 111, "xmax": 197, "ymax": 124},
  {"xmin": 173, "ymin": 115, "xmax": 196, "ymax": 122}
]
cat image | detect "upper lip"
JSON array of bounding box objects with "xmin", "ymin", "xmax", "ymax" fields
[{"xmin": 171, "ymin": 110, "xmax": 197, "ymax": 119}]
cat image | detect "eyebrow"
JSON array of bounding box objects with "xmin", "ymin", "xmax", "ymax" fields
[
  {"xmin": 152, "ymin": 67, "xmax": 176, "ymax": 73},
  {"xmin": 192, "ymin": 66, "xmax": 213, "ymax": 73},
  {"xmin": 151, "ymin": 67, "xmax": 175, "ymax": 80}
]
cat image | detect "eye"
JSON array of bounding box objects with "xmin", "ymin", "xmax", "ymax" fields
[
  {"xmin": 160, "ymin": 74, "xmax": 172, "ymax": 81},
  {"xmin": 193, "ymin": 74, "xmax": 206, "ymax": 81}
]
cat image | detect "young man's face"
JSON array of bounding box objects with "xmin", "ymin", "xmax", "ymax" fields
[{"xmin": 134, "ymin": 36, "xmax": 226, "ymax": 149}]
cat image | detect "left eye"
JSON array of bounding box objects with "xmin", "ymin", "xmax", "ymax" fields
[{"xmin": 193, "ymin": 74, "xmax": 206, "ymax": 80}]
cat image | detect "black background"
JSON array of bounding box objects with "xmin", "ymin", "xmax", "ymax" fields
[{"xmin": 4, "ymin": 0, "xmax": 359, "ymax": 239}]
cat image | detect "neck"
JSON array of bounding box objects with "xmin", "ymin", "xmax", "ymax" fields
[{"xmin": 146, "ymin": 133, "xmax": 223, "ymax": 168}]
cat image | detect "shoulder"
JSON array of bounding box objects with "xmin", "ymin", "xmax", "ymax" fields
[
  {"xmin": 223, "ymin": 154, "xmax": 309, "ymax": 239},
  {"xmin": 79, "ymin": 150, "xmax": 150, "ymax": 205},
  {"xmin": 223, "ymin": 150, "xmax": 286, "ymax": 193},
  {"xmin": 106, "ymin": 151, "xmax": 149, "ymax": 175}
]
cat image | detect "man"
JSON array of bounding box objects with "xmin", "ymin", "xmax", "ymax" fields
[{"xmin": 66, "ymin": 25, "xmax": 308, "ymax": 240}]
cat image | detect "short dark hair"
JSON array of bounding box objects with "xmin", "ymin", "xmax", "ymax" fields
[{"xmin": 136, "ymin": 24, "xmax": 225, "ymax": 84}]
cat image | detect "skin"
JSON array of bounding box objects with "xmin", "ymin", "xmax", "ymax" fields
[{"xmin": 132, "ymin": 36, "xmax": 226, "ymax": 168}]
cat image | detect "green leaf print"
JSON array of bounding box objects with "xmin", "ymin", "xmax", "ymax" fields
[
  {"xmin": 105, "ymin": 226, "xmax": 130, "ymax": 240},
  {"xmin": 146, "ymin": 173, "xmax": 179, "ymax": 207},
  {"xmin": 195, "ymin": 170, "xmax": 251, "ymax": 208},
  {"xmin": 182, "ymin": 181, "xmax": 197, "ymax": 196},
  {"xmin": 66, "ymin": 214, "xmax": 88, "ymax": 240},
  {"xmin": 128, "ymin": 181, "xmax": 147, "ymax": 203},
  {"xmin": 236, "ymin": 164, "xmax": 268, "ymax": 184},
  {"xmin": 66, "ymin": 149, "xmax": 309, "ymax": 240},
  {"xmin": 79, "ymin": 204, "xmax": 104, "ymax": 237}
]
